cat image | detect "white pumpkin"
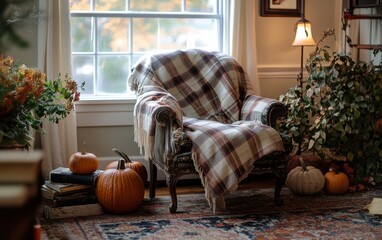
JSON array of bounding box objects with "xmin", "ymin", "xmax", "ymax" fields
[{"xmin": 286, "ymin": 157, "xmax": 325, "ymax": 195}]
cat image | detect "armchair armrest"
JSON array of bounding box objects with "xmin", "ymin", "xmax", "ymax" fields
[
  {"xmin": 134, "ymin": 91, "xmax": 183, "ymax": 161},
  {"xmin": 241, "ymin": 95, "xmax": 287, "ymax": 128}
]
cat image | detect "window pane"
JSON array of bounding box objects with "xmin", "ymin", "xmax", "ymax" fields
[
  {"xmin": 186, "ymin": 19, "xmax": 219, "ymax": 50},
  {"xmin": 133, "ymin": 18, "xmax": 219, "ymax": 52},
  {"xmin": 97, "ymin": 18, "xmax": 130, "ymax": 52},
  {"xmin": 132, "ymin": 18, "xmax": 158, "ymax": 52},
  {"xmin": 97, "ymin": 56, "xmax": 130, "ymax": 94},
  {"xmin": 72, "ymin": 55, "xmax": 94, "ymax": 95},
  {"xmin": 186, "ymin": 0, "xmax": 216, "ymax": 12},
  {"xmin": 130, "ymin": 0, "xmax": 181, "ymax": 12},
  {"xmin": 156, "ymin": 18, "xmax": 189, "ymax": 50},
  {"xmin": 69, "ymin": 0, "xmax": 91, "ymax": 11},
  {"xmin": 95, "ymin": 0, "xmax": 126, "ymax": 11},
  {"xmin": 71, "ymin": 17, "xmax": 93, "ymax": 52}
]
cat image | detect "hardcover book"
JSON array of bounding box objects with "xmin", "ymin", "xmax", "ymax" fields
[
  {"xmin": 0, "ymin": 151, "xmax": 43, "ymax": 184},
  {"xmin": 0, "ymin": 185, "xmax": 30, "ymax": 207},
  {"xmin": 0, "ymin": 151, "xmax": 43, "ymax": 208},
  {"xmin": 41, "ymin": 192, "xmax": 97, "ymax": 207},
  {"xmin": 49, "ymin": 167, "xmax": 103, "ymax": 185},
  {"xmin": 42, "ymin": 203, "xmax": 104, "ymax": 220},
  {"xmin": 44, "ymin": 181, "xmax": 93, "ymax": 193},
  {"xmin": 41, "ymin": 184, "xmax": 94, "ymax": 199}
]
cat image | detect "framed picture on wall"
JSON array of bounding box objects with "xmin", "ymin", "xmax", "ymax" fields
[{"xmin": 260, "ymin": 0, "xmax": 304, "ymax": 17}]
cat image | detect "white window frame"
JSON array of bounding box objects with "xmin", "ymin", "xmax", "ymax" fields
[{"xmin": 71, "ymin": 0, "xmax": 229, "ymax": 101}]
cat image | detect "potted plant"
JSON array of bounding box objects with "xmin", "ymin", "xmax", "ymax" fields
[
  {"xmin": 279, "ymin": 28, "xmax": 382, "ymax": 184},
  {"xmin": 0, "ymin": 56, "xmax": 83, "ymax": 148},
  {"xmin": 278, "ymin": 30, "xmax": 337, "ymax": 175},
  {"xmin": 305, "ymin": 32, "xmax": 382, "ymax": 184}
]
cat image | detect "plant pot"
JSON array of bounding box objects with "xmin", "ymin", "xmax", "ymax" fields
[
  {"xmin": 286, "ymin": 152, "xmax": 330, "ymax": 175},
  {"xmin": 0, "ymin": 142, "xmax": 28, "ymax": 150}
]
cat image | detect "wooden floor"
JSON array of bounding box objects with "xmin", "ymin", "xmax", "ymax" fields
[{"xmin": 144, "ymin": 173, "xmax": 277, "ymax": 197}]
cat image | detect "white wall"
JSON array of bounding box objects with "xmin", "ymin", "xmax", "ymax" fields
[
  {"xmin": 2, "ymin": 0, "xmax": 39, "ymax": 68},
  {"xmin": 255, "ymin": 0, "xmax": 336, "ymax": 99}
]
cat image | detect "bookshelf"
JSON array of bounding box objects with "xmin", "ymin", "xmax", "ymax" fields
[{"xmin": 0, "ymin": 151, "xmax": 43, "ymax": 240}]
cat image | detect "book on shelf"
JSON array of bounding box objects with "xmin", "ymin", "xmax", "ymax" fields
[
  {"xmin": 0, "ymin": 185, "xmax": 30, "ymax": 207},
  {"xmin": 0, "ymin": 151, "xmax": 43, "ymax": 208},
  {"xmin": 0, "ymin": 151, "xmax": 43, "ymax": 240},
  {"xmin": 0, "ymin": 151, "xmax": 43, "ymax": 184},
  {"xmin": 41, "ymin": 191, "xmax": 97, "ymax": 207},
  {"xmin": 42, "ymin": 203, "xmax": 104, "ymax": 220},
  {"xmin": 44, "ymin": 180, "xmax": 93, "ymax": 193},
  {"xmin": 49, "ymin": 167, "xmax": 103, "ymax": 185}
]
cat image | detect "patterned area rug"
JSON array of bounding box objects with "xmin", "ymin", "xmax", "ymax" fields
[{"xmin": 40, "ymin": 187, "xmax": 382, "ymax": 239}]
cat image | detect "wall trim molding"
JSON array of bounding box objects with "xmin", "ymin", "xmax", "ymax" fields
[
  {"xmin": 257, "ymin": 64, "xmax": 304, "ymax": 79},
  {"xmin": 75, "ymin": 99, "xmax": 135, "ymax": 127}
]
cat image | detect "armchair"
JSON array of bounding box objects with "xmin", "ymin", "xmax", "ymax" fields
[{"xmin": 129, "ymin": 49, "xmax": 291, "ymax": 213}]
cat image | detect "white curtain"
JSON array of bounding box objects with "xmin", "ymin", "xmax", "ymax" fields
[
  {"xmin": 230, "ymin": 0, "xmax": 261, "ymax": 95},
  {"xmin": 38, "ymin": 0, "xmax": 78, "ymax": 179}
]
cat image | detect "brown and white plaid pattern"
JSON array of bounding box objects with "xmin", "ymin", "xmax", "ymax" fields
[
  {"xmin": 133, "ymin": 90, "xmax": 183, "ymax": 160},
  {"xmin": 183, "ymin": 117, "xmax": 284, "ymax": 211},
  {"xmin": 129, "ymin": 49, "xmax": 256, "ymax": 123},
  {"xmin": 129, "ymin": 49, "xmax": 284, "ymax": 211}
]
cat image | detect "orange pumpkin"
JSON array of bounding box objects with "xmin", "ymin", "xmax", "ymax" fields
[
  {"xmin": 96, "ymin": 159, "xmax": 144, "ymax": 214},
  {"xmin": 106, "ymin": 148, "xmax": 148, "ymax": 184},
  {"xmin": 324, "ymin": 168, "xmax": 349, "ymax": 194},
  {"xmin": 68, "ymin": 142, "xmax": 98, "ymax": 174}
]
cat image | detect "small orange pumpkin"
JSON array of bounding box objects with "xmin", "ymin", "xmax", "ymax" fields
[
  {"xmin": 324, "ymin": 168, "xmax": 349, "ymax": 194},
  {"xmin": 106, "ymin": 148, "xmax": 148, "ymax": 184},
  {"xmin": 96, "ymin": 159, "xmax": 144, "ymax": 214},
  {"xmin": 68, "ymin": 142, "xmax": 98, "ymax": 174}
]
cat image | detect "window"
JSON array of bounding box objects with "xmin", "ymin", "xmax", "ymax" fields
[{"xmin": 69, "ymin": 0, "xmax": 226, "ymax": 99}]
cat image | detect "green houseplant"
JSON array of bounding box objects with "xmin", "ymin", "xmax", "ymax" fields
[
  {"xmin": 278, "ymin": 30, "xmax": 337, "ymax": 156},
  {"xmin": 278, "ymin": 75, "xmax": 315, "ymax": 156},
  {"xmin": 279, "ymin": 29, "xmax": 382, "ymax": 183},
  {"xmin": 0, "ymin": 55, "xmax": 82, "ymax": 148}
]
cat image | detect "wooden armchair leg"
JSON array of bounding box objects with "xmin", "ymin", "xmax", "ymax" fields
[
  {"xmin": 149, "ymin": 161, "xmax": 157, "ymax": 199},
  {"xmin": 166, "ymin": 174, "xmax": 179, "ymax": 213},
  {"xmin": 273, "ymin": 167, "xmax": 286, "ymax": 206}
]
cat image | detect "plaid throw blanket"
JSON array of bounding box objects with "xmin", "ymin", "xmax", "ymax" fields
[
  {"xmin": 129, "ymin": 49, "xmax": 284, "ymax": 212},
  {"xmin": 184, "ymin": 117, "xmax": 284, "ymax": 211}
]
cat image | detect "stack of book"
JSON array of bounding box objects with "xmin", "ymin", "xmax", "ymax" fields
[{"xmin": 41, "ymin": 167, "xmax": 104, "ymax": 219}]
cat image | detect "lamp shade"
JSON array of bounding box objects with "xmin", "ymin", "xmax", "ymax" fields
[{"xmin": 292, "ymin": 17, "xmax": 316, "ymax": 46}]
